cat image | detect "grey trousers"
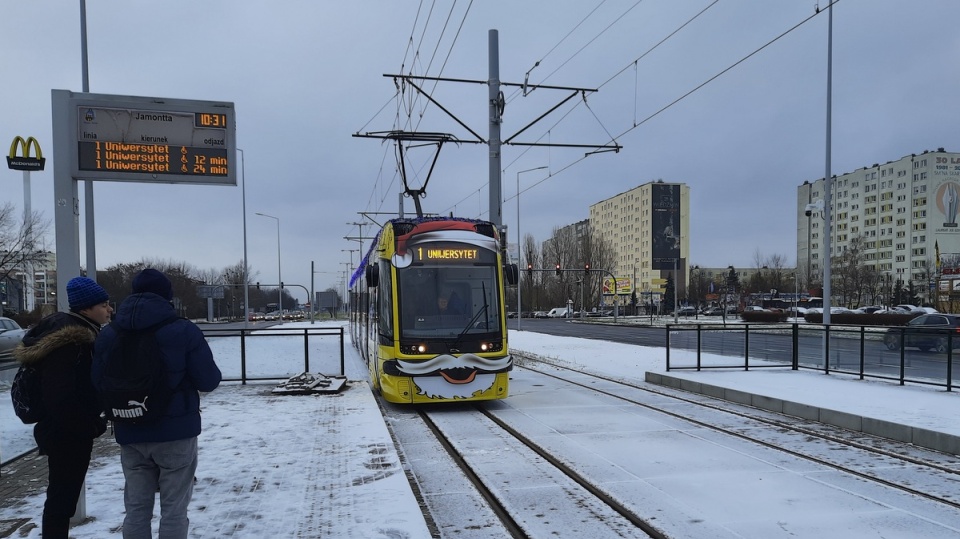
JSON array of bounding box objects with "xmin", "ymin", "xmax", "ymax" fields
[{"xmin": 120, "ymin": 437, "xmax": 198, "ymax": 539}]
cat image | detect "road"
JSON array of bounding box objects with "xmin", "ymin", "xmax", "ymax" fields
[{"xmin": 509, "ymin": 317, "xmax": 959, "ymax": 383}]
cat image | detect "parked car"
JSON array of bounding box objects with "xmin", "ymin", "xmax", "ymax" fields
[
  {"xmin": 805, "ymin": 307, "xmax": 851, "ymax": 315},
  {"xmin": 675, "ymin": 306, "xmax": 697, "ymax": 316},
  {"xmin": 533, "ymin": 311, "xmax": 548, "ymax": 319},
  {"xmin": 0, "ymin": 317, "xmax": 27, "ymax": 362},
  {"xmin": 546, "ymin": 307, "xmax": 569, "ymax": 318},
  {"xmin": 784, "ymin": 306, "xmax": 808, "ymax": 318},
  {"xmin": 882, "ymin": 313, "xmax": 960, "ymax": 353},
  {"xmin": 702, "ymin": 307, "xmax": 725, "ymax": 316}
]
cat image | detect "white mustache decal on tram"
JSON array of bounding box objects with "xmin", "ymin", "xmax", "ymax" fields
[
  {"xmin": 395, "ymin": 354, "xmax": 511, "ymax": 376},
  {"xmin": 395, "ymin": 354, "xmax": 512, "ymax": 400}
]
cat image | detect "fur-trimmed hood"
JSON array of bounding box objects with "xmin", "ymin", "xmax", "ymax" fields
[{"xmin": 13, "ymin": 313, "xmax": 98, "ymax": 366}]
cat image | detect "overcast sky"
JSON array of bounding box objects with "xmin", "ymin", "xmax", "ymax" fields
[{"xmin": 3, "ymin": 1, "xmax": 959, "ymax": 302}]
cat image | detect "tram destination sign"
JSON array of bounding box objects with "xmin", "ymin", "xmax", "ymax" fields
[
  {"xmin": 54, "ymin": 90, "xmax": 236, "ymax": 185},
  {"xmin": 412, "ymin": 242, "xmax": 496, "ymax": 264}
]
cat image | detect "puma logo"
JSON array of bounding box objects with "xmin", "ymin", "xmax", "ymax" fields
[
  {"xmin": 127, "ymin": 397, "xmax": 149, "ymax": 412},
  {"xmin": 113, "ymin": 396, "xmax": 149, "ymax": 419}
]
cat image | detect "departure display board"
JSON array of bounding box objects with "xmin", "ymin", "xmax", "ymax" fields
[{"xmin": 56, "ymin": 91, "xmax": 236, "ymax": 186}]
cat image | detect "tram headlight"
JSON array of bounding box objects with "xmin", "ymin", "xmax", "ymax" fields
[
  {"xmin": 400, "ymin": 343, "xmax": 429, "ymax": 354},
  {"xmin": 480, "ymin": 341, "xmax": 503, "ymax": 352}
]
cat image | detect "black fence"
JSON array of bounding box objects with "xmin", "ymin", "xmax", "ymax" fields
[
  {"xmin": 200, "ymin": 326, "xmax": 346, "ymax": 383},
  {"xmin": 664, "ymin": 323, "xmax": 957, "ymax": 392},
  {"xmin": 1, "ymin": 325, "xmax": 347, "ymax": 465}
]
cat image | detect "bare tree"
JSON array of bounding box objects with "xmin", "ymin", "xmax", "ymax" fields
[
  {"xmin": 832, "ymin": 235, "xmax": 875, "ymax": 308},
  {"xmin": 749, "ymin": 248, "xmax": 767, "ymax": 295},
  {"xmin": 0, "ymin": 202, "xmax": 51, "ymax": 283},
  {"xmin": 765, "ymin": 253, "xmax": 789, "ymax": 297},
  {"xmin": 521, "ymin": 233, "xmax": 542, "ymax": 311},
  {"xmin": 541, "ymin": 226, "xmax": 579, "ymax": 308},
  {"xmin": 746, "ymin": 250, "xmax": 789, "ymax": 301},
  {"xmin": 578, "ymin": 226, "xmax": 615, "ymax": 311}
]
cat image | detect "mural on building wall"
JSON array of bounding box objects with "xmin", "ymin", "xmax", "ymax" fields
[
  {"xmin": 935, "ymin": 180, "xmax": 960, "ymax": 229},
  {"xmin": 651, "ymin": 183, "xmax": 680, "ymax": 270}
]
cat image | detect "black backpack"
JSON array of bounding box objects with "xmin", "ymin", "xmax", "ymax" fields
[
  {"xmin": 10, "ymin": 363, "xmax": 45, "ymax": 424},
  {"xmin": 98, "ymin": 318, "xmax": 180, "ymax": 425}
]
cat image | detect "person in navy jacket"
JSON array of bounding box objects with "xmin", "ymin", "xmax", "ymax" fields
[{"xmin": 92, "ymin": 268, "xmax": 221, "ymax": 539}]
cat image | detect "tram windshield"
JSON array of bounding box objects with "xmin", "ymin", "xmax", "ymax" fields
[{"xmin": 397, "ymin": 265, "xmax": 502, "ymax": 339}]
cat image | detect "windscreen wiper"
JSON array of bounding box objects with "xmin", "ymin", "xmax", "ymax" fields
[{"xmin": 453, "ymin": 282, "xmax": 489, "ymax": 347}]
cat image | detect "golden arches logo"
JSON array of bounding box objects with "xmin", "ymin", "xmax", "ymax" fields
[{"xmin": 7, "ymin": 136, "xmax": 45, "ymax": 171}]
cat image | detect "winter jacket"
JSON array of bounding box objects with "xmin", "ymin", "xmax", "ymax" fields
[
  {"xmin": 91, "ymin": 292, "xmax": 221, "ymax": 445},
  {"xmin": 13, "ymin": 311, "xmax": 107, "ymax": 453}
]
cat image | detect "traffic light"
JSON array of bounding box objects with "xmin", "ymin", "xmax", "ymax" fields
[
  {"xmin": 584, "ymin": 263, "xmax": 590, "ymax": 274},
  {"xmin": 527, "ymin": 264, "xmax": 533, "ymax": 277},
  {"xmin": 280, "ymin": 282, "xmax": 284, "ymax": 289},
  {"xmin": 256, "ymin": 282, "xmax": 260, "ymax": 290},
  {"xmin": 555, "ymin": 264, "xmax": 561, "ymax": 276}
]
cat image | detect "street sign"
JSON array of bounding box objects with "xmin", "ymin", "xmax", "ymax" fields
[{"xmin": 196, "ymin": 285, "xmax": 225, "ymax": 299}]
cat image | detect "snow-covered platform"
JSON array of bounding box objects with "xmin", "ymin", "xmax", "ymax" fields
[{"xmin": 648, "ymin": 368, "xmax": 960, "ymax": 455}]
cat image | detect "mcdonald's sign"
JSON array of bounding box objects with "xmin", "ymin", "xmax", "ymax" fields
[{"xmin": 7, "ymin": 136, "xmax": 45, "ymax": 171}]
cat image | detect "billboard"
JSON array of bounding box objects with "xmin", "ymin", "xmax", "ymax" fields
[
  {"xmin": 601, "ymin": 276, "xmax": 633, "ymax": 295},
  {"xmin": 651, "ymin": 183, "xmax": 680, "ymax": 270}
]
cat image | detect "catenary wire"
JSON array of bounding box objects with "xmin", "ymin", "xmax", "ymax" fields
[
  {"xmin": 506, "ymin": 0, "xmax": 609, "ymax": 103},
  {"xmin": 528, "ymin": 0, "xmax": 646, "ymax": 90},
  {"xmin": 448, "ymin": 1, "xmax": 838, "ymax": 214}
]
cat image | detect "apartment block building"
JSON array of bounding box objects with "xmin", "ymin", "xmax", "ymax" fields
[
  {"xmin": 2, "ymin": 250, "xmax": 57, "ymax": 313},
  {"xmin": 797, "ymin": 148, "xmax": 958, "ymax": 300},
  {"xmin": 588, "ymin": 180, "xmax": 690, "ymax": 297}
]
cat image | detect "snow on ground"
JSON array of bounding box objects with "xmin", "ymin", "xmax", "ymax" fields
[{"xmin": 1, "ymin": 319, "xmax": 957, "ymax": 538}]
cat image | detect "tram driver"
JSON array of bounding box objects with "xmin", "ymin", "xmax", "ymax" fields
[{"xmin": 436, "ymin": 288, "xmax": 466, "ymax": 317}]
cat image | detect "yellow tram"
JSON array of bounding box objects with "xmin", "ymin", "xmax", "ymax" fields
[{"xmin": 353, "ymin": 217, "xmax": 517, "ymax": 403}]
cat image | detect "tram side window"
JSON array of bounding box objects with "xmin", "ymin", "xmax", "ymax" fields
[{"xmin": 378, "ymin": 260, "xmax": 393, "ymax": 340}]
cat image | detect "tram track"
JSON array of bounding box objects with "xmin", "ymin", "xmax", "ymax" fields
[
  {"xmin": 419, "ymin": 405, "xmax": 665, "ymax": 539},
  {"xmin": 387, "ymin": 353, "xmax": 960, "ymax": 537},
  {"xmin": 514, "ymin": 351, "xmax": 960, "ymax": 511}
]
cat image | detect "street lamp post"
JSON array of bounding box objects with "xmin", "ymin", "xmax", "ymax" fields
[
  {"xmin": 692, "ymin": 265, "xmax": 700, "ymax": 320},
  {"xmin": 341, "ymin": 248, "xmax": 358, "ymax": 317},
  {"xmin": 239, "ymin": 148, "xmax": 249, "ymax": 329},
  {"xmin": 515, "ymin": 166, "xmax": 547, "ymax": 331},
  {"xmin": 673, "ymin": 257, "xmax": 680, "ymax": 323},
  {"xmin": 255, "ymin": 212, "xmax": 282, "ymax": 325}
]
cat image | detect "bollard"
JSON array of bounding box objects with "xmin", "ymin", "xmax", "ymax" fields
[{"xmin": 71, "ymin": 480, "xmax": 87, "ymax": 523}]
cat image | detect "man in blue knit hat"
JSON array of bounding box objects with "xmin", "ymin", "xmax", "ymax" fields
[
  {"xmin": 92, "ymin": 268, "xmax": 221, "ymax": 539},
  {"xmin": 13, "ymin": 276, "xmax": 112, "ymax": 538}
]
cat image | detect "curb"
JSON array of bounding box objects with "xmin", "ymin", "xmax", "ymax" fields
[{"xmin": 645, "ymin": 371, "xmax": 960, "ymax": 456}]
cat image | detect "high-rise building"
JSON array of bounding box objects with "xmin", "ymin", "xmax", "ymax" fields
[
  {"xmin": 589, "ymin": 180, "xmax": 690, "ymax": 298},
  {"xmin": 797, "ymin": 148, "xmax": 958, "ymax": 303}
]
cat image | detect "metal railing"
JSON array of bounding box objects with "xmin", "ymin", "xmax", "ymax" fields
[
  {"xmin": 201, "ymin": 326, "xmax": 345, "ymax": 383},
  {"xmin": 665, "ymin": 323, "xmax": 957, "ymax": 392},
  {"xmin": 1, "ymin": 325, "xmax": 347, "ymax": 465}
]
